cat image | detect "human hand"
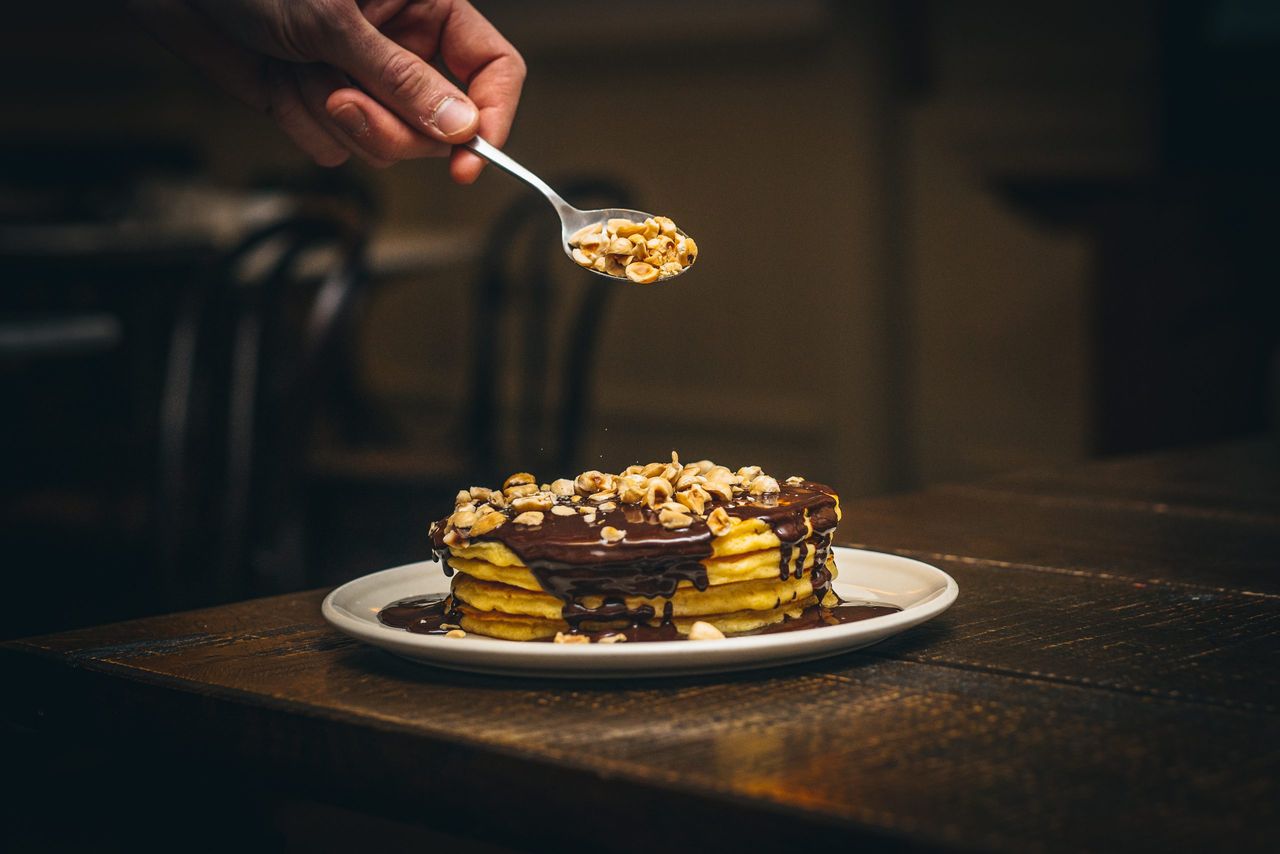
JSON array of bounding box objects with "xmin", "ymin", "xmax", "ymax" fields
[{"xmin": 131, "ymin": 0, "xmax": 525, "ymax": 182}]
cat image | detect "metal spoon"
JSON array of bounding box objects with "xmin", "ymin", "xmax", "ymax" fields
[{"xmin": 464, "ymin": 136, "xmax": 694, "ymax": 281}]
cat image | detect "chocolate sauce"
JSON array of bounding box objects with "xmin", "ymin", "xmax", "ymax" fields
[
  {"xmin": 754, "ymin": 601, "xmax": 901, "ymax": 635},
  {"xmin": 376, "ymin": 593, "xmax": 903, "ymax": 643},
  {"xmin": 538, "ymin": 599, "xmax": 902, "ymax": 643},
  {"xmin": 427, "ymin": 480, "xmax": 845, "ymax": 632},
  {"xmin": 533, "ymin": 557, "xmax": 710, "ymax": 598},
  {"xmin": 529, "ymin": 622, "xmax": 684, "ymax": 643},
  {"xmin": 377, "ymin": 595, "xmax": 462, "ymax": 635}
]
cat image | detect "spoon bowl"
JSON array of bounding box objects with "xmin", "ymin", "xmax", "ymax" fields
[
  {"xmin": 465, "ymin": 138, "xmax": 694, "ymax": 282},
  {"xmin": 559, "ymin": 206, "xmax": 696, "ymax": 282}
]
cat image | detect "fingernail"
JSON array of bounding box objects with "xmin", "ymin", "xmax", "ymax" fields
[
  {"xmin": 429, "ymin": 97, "xmax": 477, "ymax": 137},
  {"xmin": 331, "ymin": 103, "xmax": 368, "ymax": 138}
]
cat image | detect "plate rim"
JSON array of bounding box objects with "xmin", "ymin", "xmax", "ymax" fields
[{"xmin": 321, "ymin": 546, "xmax": 958, "ymax": 668}]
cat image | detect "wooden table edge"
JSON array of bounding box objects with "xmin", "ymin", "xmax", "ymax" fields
[{"xmin": 2, "ymin": 639, "xmax": 946, "ymax": 852}]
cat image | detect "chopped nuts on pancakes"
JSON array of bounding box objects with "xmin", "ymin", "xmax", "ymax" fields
[
  {"xmin": 706, "ymin": 506, "xmax": 734, "ymax": 537},
  {"xmin": 687, "ymin": 621, "xmax": 726, "ymax": 641},
  {"xmin": 659, "ymin": 507, "xmax": 694, "ymax": 529},
  {"xmin": 428, "ymin": 457, "xmax": 841, "ymax": 642},
  {"xmin": 469, "ymin": 512, "xmax": 506, "ymax": 536},
  {"xmin": 435, "ymin": 457, "xmax": 820, "ymax": 552}
]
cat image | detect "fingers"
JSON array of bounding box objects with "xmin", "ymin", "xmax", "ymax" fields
[
  {"xmin": 315, "ymin": 0, "xmax": 525, "ymax": 177},
  {"xmin": 325, "ymin": 87, "xmax": 453, "ymax": 163},
  {"xmin": 447, "ymin": 75, "xmax": 523, "ymax": 183},
  {"xmin": 293, "ymin": 65, "xmax": 392, "ymax": 168},
  {"xmin": 430, "ymin": 2, "xmax": 527, "ymax": 183},
  {"xmin": 319, "ymin": 13, "xmax": 481, "ymax": 145},
  {"xmin": 139, "ymin": 0, "xmax": 524, "ymax": 177},
  {"xmin": 133, "ymin": 0, "xmax": 348, "ymax": 168},
  {"xmin": 265, "ymin": 62, "xmax": 350, "ymax": 168}
]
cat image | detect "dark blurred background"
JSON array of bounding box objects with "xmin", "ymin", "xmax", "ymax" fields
[{"xmin": 3, "ymin": 0, "xmax": 1278, "ymax": 640}]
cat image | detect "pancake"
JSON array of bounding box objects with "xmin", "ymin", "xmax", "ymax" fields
[
  {"xmin": 452, "ymin": 563, "xmax": 825, "ymax": 621},
  {"xmin": 453, "ymin": 596, "xmax": 818, "ymax": 641},
  {"xmin": 423, "ymin": 455, "xmax": 842, "ymax": 642},
  {"xmin": 447, "ymin": 513, "xmax": 789, "ymax": 568},
  {"xmin": 446, "ymin": 536, "xmax": 830, "ymax": 593}
]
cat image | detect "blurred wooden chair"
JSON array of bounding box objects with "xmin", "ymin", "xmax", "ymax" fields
[
  {"xmin": 157, "ymin": 208, "xmax": 371, "ymax": 603},
  {"xmin": 464, "ymin": 178, "xmax": 633, "ymax": 481}
]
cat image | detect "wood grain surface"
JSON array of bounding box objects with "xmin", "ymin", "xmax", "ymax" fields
[{"xmin": 5, "ymin": 440, "xmax": 1278, "ymax": 851}]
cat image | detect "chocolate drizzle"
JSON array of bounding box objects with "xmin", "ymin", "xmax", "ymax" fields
[
  {"xmin": 754, "ymin": 600, "xmax": 901, "ymax": 635},
  {"xmin": 529, "ymin": 556, "xmax": 710, "ymax": 631},
  {"xmin": 428, "ymin": 480, "xmax": 843, "ymax": 633},
  {"xmin": 376, "ymin": 591, "xmax": 903, "ymax": 643},
  {"xmin": 377, "ymin": 595, "xmax": 461, "ymax": 635}
]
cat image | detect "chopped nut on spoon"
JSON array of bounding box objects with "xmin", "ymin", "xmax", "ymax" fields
[{"xmin": 568, "ymin": 216, "xmax": 697, "ymax": 282}]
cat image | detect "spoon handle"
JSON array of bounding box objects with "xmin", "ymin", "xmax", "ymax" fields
[{"xmin": 464, "ymin": 136, "xmax": 572, "ymax": 217}]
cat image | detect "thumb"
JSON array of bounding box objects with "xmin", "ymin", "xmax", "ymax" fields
[{"xmin": 322, "ymin": 18, "xmax": 479, "ymax": 143}]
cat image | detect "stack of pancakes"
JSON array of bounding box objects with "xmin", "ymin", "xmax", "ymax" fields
[{"xmin": 428, "ymin": 457, "xmax": 841, "ymax": 641}]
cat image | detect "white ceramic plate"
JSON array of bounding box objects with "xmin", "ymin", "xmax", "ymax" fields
[{"xmin": 322, "ymin": 546, "xmax": 957, "ymax": 678}]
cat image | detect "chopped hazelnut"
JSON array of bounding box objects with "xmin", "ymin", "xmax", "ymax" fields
[
  {"xmin": 659, "ymin": 507, "xmax": 694, "ymax": 529},
  {"xmin": 504, "ymin": 483, "xmax": 538, "ymax": 499},
  {"xmin": 645, "ymin": 477, "xmax": 673, "ymax": 508},
  {"xmin": 706, "ymin": 507, "xmax": 734, "ymax": 537},
  {"xmin": 749, "ymin": 475, "xmax": 780, "ymax": 495},
  {"xmin": 449, "ymin": 508, "xmax": 478, "ymax": 529},
  {"xmin": 687, "ymin": 621, "xmax": 726, "ymax": 641},
  {"xmin": 575, "ymin": 470, "xmax": 614, "ymax": 496},
  {"xmin": 470, "ymin": 512, "xmax": 507, "ymax": 536},
  {"xmin": 617, "ymin": 473, "xmax": 648, "ymax": 503},
  {"xmin": 675, "ymin": 484, "xmax": 711, "ymax": 516},
  {"xmin": 512, "ymin": 492, "xmax": 553, "ymax": 513}
]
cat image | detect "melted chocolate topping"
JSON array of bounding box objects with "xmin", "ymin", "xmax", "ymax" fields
[
  {"xmin": 378, "ymin": 595, "xmax": 460, "ymax": 634},
  {"xmin": 426, "ymin": 480, "xmax": 843, "ymax": 633},
  {"xmin": 377, "ymin": 591, "xmax": 903, "ymax": 642},
  {"xmin": 752, "ymin": 601, "xmax": 901, "ymax": 635}
]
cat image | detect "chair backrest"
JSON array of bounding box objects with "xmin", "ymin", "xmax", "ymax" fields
[
  {"xmin": 157, "ymin": 211, "xmax": 368, "ymax": 603},
  {"xmin": 464, "ymin": 178, "xmax": 634, "ymax": 483}
]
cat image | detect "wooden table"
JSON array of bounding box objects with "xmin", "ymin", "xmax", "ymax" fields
[{"xmin": 5, "ymin": 440, "xmax": 1278, "ymax": 851}]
